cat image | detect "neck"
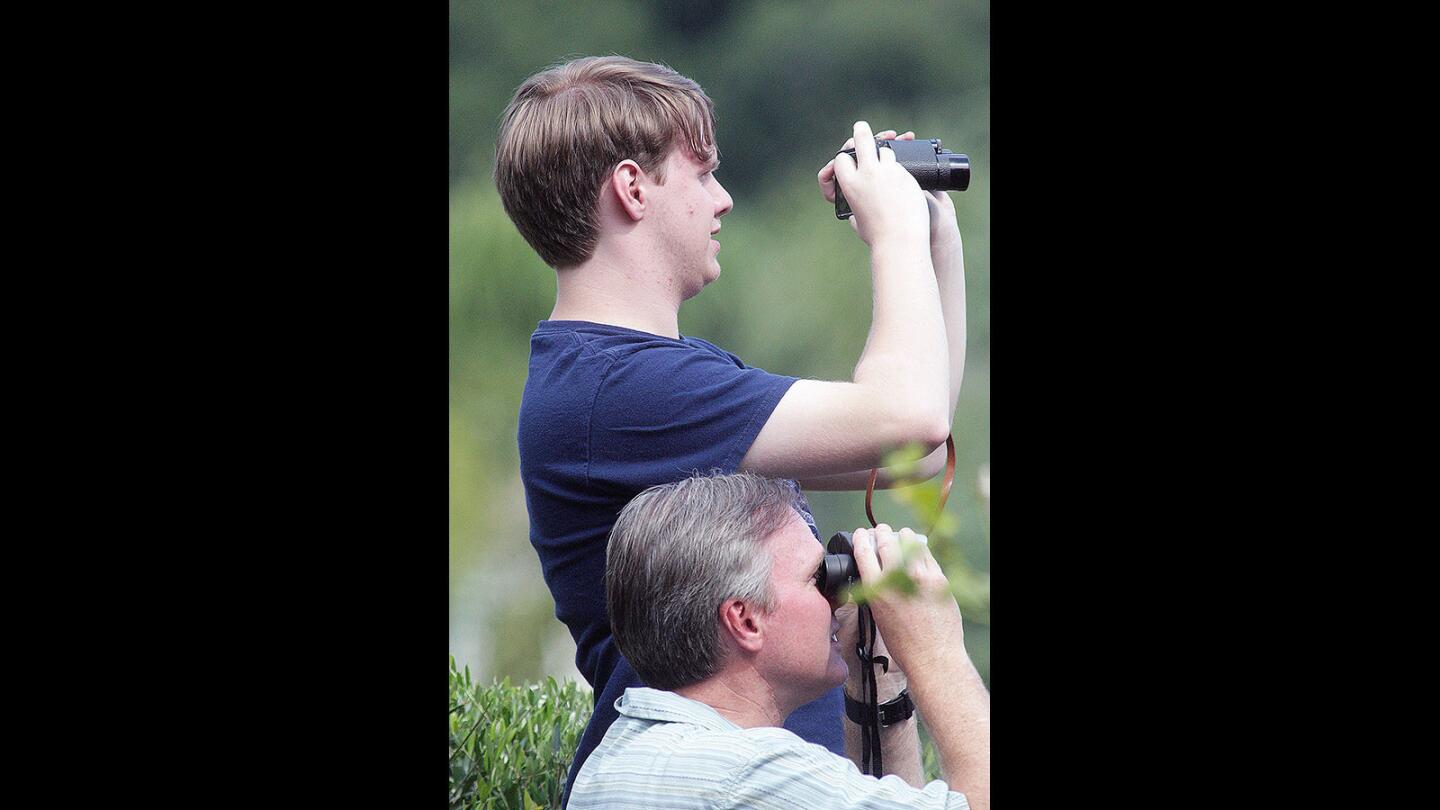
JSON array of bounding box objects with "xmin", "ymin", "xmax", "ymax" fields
[
  {"xmin": 550, "ymin": 241, "xmax": 686, "ymax": 339},
  {"xmin": 674, "ymin": 663, "xmax": 793, "ymax": 729}
]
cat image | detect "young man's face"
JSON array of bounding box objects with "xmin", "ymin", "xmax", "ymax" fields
[
  {"xmin": 759, "ymin": 510, "xmax": 848, "ymax": 703},
  {"xmin": 652, "ymin": 145, "xmax": 733, "ymax": 299}
]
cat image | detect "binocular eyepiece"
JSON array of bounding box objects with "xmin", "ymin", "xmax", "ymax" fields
[
  {"xmin": 834, "ymin": 137, "xmax": 970, "ymax": 220},
  {"xmin": 816, "ymin": 531, "xmax": 859, "ymax": 598}
]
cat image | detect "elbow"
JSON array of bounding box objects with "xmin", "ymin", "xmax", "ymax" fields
[
  {"xmin": 920, "ymin": 415, "xmax": 953, "ymax": 450},
  {"xmin": 887, "ymin": 408, "xmax": 951, "ymax": 456},
  {"xmin": 909, "ymin": 408, "xmax": 952, "ymax": 452}
]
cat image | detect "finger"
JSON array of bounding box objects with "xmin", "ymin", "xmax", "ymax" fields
[
  {"xmin": 924, "ymin": 553, "xmax": 942, "ymax": 576},
  {"xmin": 833, "ymin": 147, "xmax": 857, "ymax": 186},
  {"xmin": 899, "ymin": 131, "xmax": 915, "ymax": 140},
  {"xmin": 877, "ymin": 143, "xmax": 897, "ymax": 164},
  {"xmin": 907, "ymin": 552, "xmax": 928, "ymax": 580},
  {"xmin": 873, "ymin": 524, "xmax": 902, "ymax": 570},
  {"xmin": 878, "ymin": 129, "xmax": 898, "ymax": 141},
  {"xmin": 851, "ymin": 528, "xmax": 881, "ymax": 583},
  {"xmin": 851, "ymin": 121, "xmax": 877, "ymax": 168},
  {"xmin": 817, "ymin": 161, "xmax": 837, "ymax": 203},
  {"xmin": 897, "ymin": 528, "xmax": 925, "ymax": 563}
]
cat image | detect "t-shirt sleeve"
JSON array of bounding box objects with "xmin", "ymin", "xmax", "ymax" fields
[
  {"xmin": 718, "ymin": 732, "xmax": 969, "ymax": 809},
  {"xmin": 587, "ymin": 341, "xmax": 797, "ymax": 490}
]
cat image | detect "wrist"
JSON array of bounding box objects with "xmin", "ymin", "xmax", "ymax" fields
[
  {"xmin": 929, "ymin": 227, "xmax": 963, "ymax": 255},
  {"xmin": 844, "ymin": 688, "xmax": 916, "ymax": 727},
  {"xmin": 846, "ymin": 670, "xmax": 908, "ymax": 703},
  {"xmin": 869, "ymin": 243, "xmax": 935, "ymax": 282},
  {"xmin": 869, "ymin": 232, "xmax": 933, "ymax": 260}
]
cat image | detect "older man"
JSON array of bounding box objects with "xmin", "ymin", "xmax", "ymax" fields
[{"xmin": 568, "ymin": 473, "xmax": 989, "ymax": 809}]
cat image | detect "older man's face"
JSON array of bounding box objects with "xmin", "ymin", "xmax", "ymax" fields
[{"xmin": 760, "ymin": 511, "xmax": 848, "ymax": 700}]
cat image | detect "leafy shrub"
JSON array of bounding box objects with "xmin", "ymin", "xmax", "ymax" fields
[
  {"xmin": 450, "ymin": 655, "xmax": 950, "ymax": 805},
  {"xmin": 449, "ymin": 657, "xmax": 593, "ymax": 809}
]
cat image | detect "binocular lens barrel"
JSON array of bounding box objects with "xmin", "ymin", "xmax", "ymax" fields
[
  {"xmin": 817, "ymin": 530, "xmax": 859, "ymax": 597},
  {"xmin": 945, "ymin": 153, "xmax": 970, "ymax": 191},
  {"xmin": 819, "ymin": 553, "xmax": 858, "ymax": 595},
  {"xmin": 834, "ymin": 137, "xmax": 970, "ymax": 219}
]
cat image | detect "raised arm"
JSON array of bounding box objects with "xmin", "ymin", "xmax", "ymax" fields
[
  {"xmin": 798, "ymin": 200, "xmax": 963, "ymax": 492},
  {"xmin": 851, "ymin": 525, "xmax": 989, "ymax": 809},
  {"xmin": 740, "ymin": 122, "xmax": 952, "ymax": 482},
  {"xmin": 835, "ymin": 603, "xmax": 925, "ymax": 787}
]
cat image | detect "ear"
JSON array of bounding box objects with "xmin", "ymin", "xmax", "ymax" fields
[
  {"xmin": 608, "ymin": 159, "xmax": 648, "ymax": 222},
  {"xmin": 718, "ymin": 597, "xmax": 765, "ymax": 654}
]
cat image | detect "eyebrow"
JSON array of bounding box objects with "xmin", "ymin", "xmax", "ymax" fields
[{"xmin": 704, "ymin": 157, "xmax": 720, "ymax": 172}]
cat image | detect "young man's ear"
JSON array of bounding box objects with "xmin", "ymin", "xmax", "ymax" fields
[
  {"xmin": 718, "ymin": 598, "xmax": 764, "ymax": 653},
  {"xmin": 609, "ymin": 159, "xmax": 647, "ymax": 222}
]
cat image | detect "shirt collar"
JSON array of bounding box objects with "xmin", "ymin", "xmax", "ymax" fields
[{"xmin": 615, "ymin": 687, "xmax": 741, "ymax": 732}]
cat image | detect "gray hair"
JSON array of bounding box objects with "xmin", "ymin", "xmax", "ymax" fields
[{"xmin": 606, "ymin": 472, "xmax": 804, "ymax": 691}]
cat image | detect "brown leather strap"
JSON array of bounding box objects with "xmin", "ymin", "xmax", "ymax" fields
[{"xmin": 865, "ymin": 434, "xmax": 956, "ymax": 534}]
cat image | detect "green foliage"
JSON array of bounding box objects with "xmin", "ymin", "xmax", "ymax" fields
[
  {"xmin": 448, "ymin": 656, "xmax": 948, "ymax": 799},
  {"xmin": 840, "ymin": 445, "xmax": 990, "ymax": 628},
  {"xmin": 449, "ymin": 656, "xmax": 594, "ymax": 809}
]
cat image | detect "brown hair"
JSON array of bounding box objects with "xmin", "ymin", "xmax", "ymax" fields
[{"xmin": 494, "ymin": 56, "xmax": 718, "ymax": 268}]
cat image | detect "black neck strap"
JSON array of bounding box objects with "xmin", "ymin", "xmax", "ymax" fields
[
  {"xmin": 852, "ymin": 432, "xmax": 955, "ymax": 776},
  {"xmin": 855, "ymin": 603, "xmax": 888, "ymax": 775}
]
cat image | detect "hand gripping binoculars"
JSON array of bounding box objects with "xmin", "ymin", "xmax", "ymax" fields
[
  {"xmin": 816, "ymin": 531, "xmax": 860, "ymax": 598},
  {"xmin": 834, "ymin": 137, "xmax": 970, "ymax": 220}
]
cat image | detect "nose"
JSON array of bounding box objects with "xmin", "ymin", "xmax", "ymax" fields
[{"xmin": 713, "ymin": 177, "xmax": 733, "ymax": 218}]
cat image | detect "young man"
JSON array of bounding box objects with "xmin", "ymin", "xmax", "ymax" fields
[
  {"xmin": 493, "ymin": 55, "xmax": 968, "ymax": 799},
  {"xmin": 570, "ymin": 472, "xmax": 989, "ymax": 808}
]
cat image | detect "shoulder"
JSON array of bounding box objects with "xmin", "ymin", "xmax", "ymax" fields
[
  {"xmin": 592, "ymin": 336, "xmax": 790, "ymax": 406},
  {"xmin": 530, "ymin": 321, "xmax": 674, "ymax": 363},
  {"xmin": 681, "ymin": 335, "xmax": 746, "ymax": 365},
  {"xmin": 576, "ymin": 720, "xmax": 965, "ymax": 810},
  {"xmin": 720, "ymin": 729, "xmax": 968, "ymax": 809},
  {"xmin": 569, "ymin": 716, "xmax": 762, "ymax": 808}
]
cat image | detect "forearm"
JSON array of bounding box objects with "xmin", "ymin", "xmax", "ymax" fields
[
  {"xmin": 851, "ymin": 239, "xmax": 950, "ymax": 435},
  {"xmin": 844, "ymin": 697, "xmax": 924, "ymax": 788},
  {"xmin": 905, "ymin": 648, "xmax": 990, "ymax": 810},
  {"xmin": 930, "ymin": 231, "xmax": 967, "ymax": 420},
  {"xmin": 799, "ymin": 237, "xmax": 960, "ymax": 492},
  {"xmin": 796, "ymin": 441, "xmax": 945, "ymax": 491},
  {"xmin": 844, "ymin": 648, "xmax": 924, "ymax": 787}
]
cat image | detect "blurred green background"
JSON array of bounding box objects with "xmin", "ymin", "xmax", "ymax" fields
[{"xmin": 450, "ymin": 0, "xmax": 990, "ymax": 687}]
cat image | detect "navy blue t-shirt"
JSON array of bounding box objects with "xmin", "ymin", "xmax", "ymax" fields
[{"xmin": 516, "ymin": 320, "xmax": 843, "ymax": 803}]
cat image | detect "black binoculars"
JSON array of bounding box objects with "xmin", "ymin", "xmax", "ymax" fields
[
  {"xmin": 834, "ymin": 137, "xmax": 970, "ymax": 220},
  {"xmin": 816, "ymin": 531, "xmax": 860, "ymax": 598}
]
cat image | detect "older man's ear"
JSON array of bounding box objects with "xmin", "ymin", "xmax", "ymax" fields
[{"xmin": 719, "ymin": 598, "xmax": 766, "ymax": 653}]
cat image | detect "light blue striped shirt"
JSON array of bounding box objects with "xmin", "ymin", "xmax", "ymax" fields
[{"xmin": 568, "ymin": 687, "xmax": 969, "ymax": 809}]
